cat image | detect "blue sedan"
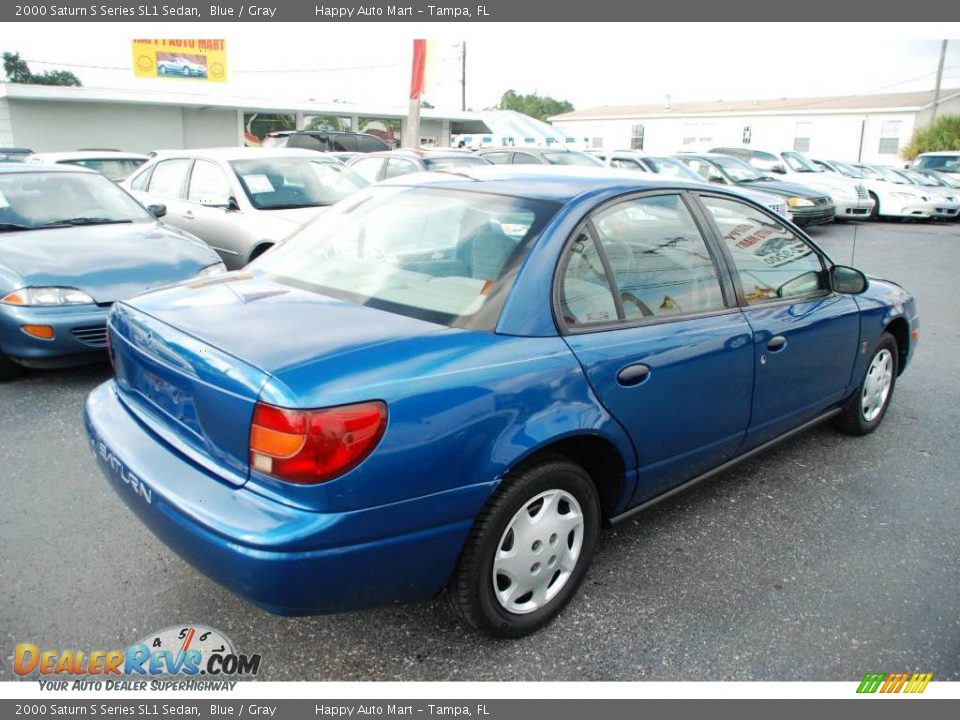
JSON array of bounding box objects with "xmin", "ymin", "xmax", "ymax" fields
[
  {"xmin": 84, "ymin": 167, "xmax": 918, "ymax": 637},
  {"xmin": 0, "ymin": 164, "xmax": 225, "ymax": 379}
]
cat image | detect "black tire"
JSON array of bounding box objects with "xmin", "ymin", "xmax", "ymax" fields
[
  {"xmin": 247, "ymin": 243, "xmax": 273, "ymax": 263},
  {"xmin": 835, "ymin": 332, "xmax": 899, "ymax": 436},
  {"xmin": 0, "ymin": 351, "xmax": 24, "ymax": 382},
  {"xmin": 448, "ymin": 457, "xmax": 601, "ymax": 638},
  {"xmin": 868, "ymin": 192, "xmax": 880, "ymax": 221}
]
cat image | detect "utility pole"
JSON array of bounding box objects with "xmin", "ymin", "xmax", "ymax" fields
[
  {"xmin": 461, "ymin": 41, "xmax": 467, "ymax": 111},
  {"xmin": 931, "ymin": 39, "xmax": 948, "ymax": 124}
]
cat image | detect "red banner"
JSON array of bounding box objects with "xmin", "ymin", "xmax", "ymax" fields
[{"xmin": 409, "ymin": 39, "xmax": 426, "ymax": 100}]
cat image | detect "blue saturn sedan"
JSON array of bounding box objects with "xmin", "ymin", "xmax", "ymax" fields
[
  {"xmin": 84, "ymin": 166, "xmax": 918, "ymax": 637},
  {"xmin": 0, "ymin": 164, "xmax": 225, "ymax": 379}
]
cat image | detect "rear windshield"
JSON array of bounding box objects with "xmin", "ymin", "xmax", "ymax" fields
[
  {"xmin": 61, "ymin": 158, "xmax": 146, "ymax": 182},
  {"xmin": 542, "ymin": 152, "xmax": 605, "ymax": 167},
  {"xmin": 422, "ymin": 156, "xmax": 490, "ymax": 172},
  {"xmin": 251, "ymin": 186, "xmax": 560, "ymax": 329}
]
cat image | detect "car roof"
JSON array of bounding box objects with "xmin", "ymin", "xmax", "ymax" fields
[
  {"xmin": 379, "ymin": 165, "xmax": 709, "ymax": 202},
  {"xmin": 477, "ymin": 147, "xmax": 571, "ymax": 154},
  {"xmin": 917, "ymin": 151, "xmax": 960, "ymax": 156},
  {"xmin": 27, "ymin": 151, "xmax": 150, "ymax": 161},
  {"xmin": 0, "ymin": 162, "xmax": 96, "ymax": 175},
  {"xmin": 148, "ymin": 147, "xmax": 339, "ymax": 162}
]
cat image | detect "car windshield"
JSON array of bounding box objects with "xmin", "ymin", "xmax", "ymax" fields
[
  {"xmin": 229, "ymin": 157, "xmax": 368, "ymax": 210},
  {"xmin": 826, "ymin": 160, "xmax": 863, "ymax": 179},
  {"xmin": 782, "ymin": 152, "xmax": 823, "ymax": 173},
  {"xmin": 916, "ymin": 155, "xmax": 960, "ymax": 172},
  {"xmin": 251, "ymin": 186, "xmax": 560, "ymax": 329},
  {"xmin": 62, "ymin": 158, "xmax": 147, "ymax": 182},
  {"xmin": 708, "ymin": 155, "xmax": 768, "ymax": 182},
  {"xmin": 542, "ymin": 152, "xmax": 605, "ymax": 167},
  {"xmin": 933, "ymin": 172, "xmax": 960, "ymax": 189},
  {"xmin": 0, "ymin": 170, "xmax": 152, "ymax": 232},
  {"xmin": 644, "ymin": 157, "xmax": 705, "ymax": 182},
  {"xmin": 876, "ymin": 167, "xmax": 912, "ymax": 184},
  {"xmin": 422, "ymin": 156, "xmax": 490, "ymax": 172},
  {"xmin": 900, "ymin": 169, "xmax": 938, "ymax": 187}
]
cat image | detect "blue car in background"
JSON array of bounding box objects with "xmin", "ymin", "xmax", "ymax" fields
[
  {"xmin": 84, "ymin": 167, "xmax": 918, "ymax": 637},
  {"xmin": 0, "ymin": 164, "xmax": 225, "ymax": 379}
]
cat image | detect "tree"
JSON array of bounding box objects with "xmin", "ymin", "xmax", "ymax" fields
[
  {"xmin": 498, "ymin": 89, "xmax": 574, "ymax": 121},
  {"xmin": 902, "ymin": 115, "xmax": 960, "ymax": 159},
  {"xmin": 2, "ymin": 52, "xmax": 81, "ymax": 86}
]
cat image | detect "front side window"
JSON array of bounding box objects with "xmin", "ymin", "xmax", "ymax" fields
[
  {"xmin": 252, "ymin": 187, "xmax": 559, "ymax": 329},
  {"xmin": 611, "ymin": 157, "xmax": 642, "ymax": 169},
  {"xmin": 480, "ymin": 152, "xmax": 512, "ymax": 165},
  {"xmin": 147, "ymin": 158, "xmax": 190, "ymax": 198},
  {"xmin": 543, "ymin": 152, "xmax": 604, "ymax": 167},
  {"xmin": 422, "ymin": 156, "xmax": 490, "ymax": 172},
  {"xmin": 512, "ymin": 153, "xmax": 541, "ymax": 165},
  {"xmin": 230, "ymin": 157, "xmax": 367, "ymax": 209},
  {"xmin": 349, "ymin": 157, "xmax": 383, "ymax": 183},
  {"xmin": 700, "ymin": 195, "xmax": 827, "ymax": 305},
  {"xmin": 188, "ymin": 160, "xmax": 232, "ymax": 202},
  {"xmin": 558, "ymin": 194, "xmax": 726, "ymax": 328}
]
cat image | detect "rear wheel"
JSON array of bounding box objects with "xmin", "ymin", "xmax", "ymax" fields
[
  {"xmin": 448, "ymin": 457, "xmax": 600, "ymax": 638},
  {"xmin": 0, "ymin": 352, "xmax": 24, "ymax": 382},
  {"xmin": 835, "ymin": 332, "xmax": 898, "ymax": 436}
]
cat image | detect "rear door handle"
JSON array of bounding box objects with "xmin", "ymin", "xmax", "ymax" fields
[
  {"xmin": 767, "ymin": 335, "xmax": 787, "ymax": 352},
  {"xmin": 617, "ymin": 363, "xmax": 651, "ymax": 387}
]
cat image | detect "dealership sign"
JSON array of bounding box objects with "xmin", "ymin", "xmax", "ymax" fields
[{"xmin": 132, "ymin": 39, "xmax": 227, "ymax": 82}]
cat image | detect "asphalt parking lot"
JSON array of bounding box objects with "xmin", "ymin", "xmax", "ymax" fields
[{"xmin": 1, "ymin": 219, "xmax": 958, "ymax": 682}]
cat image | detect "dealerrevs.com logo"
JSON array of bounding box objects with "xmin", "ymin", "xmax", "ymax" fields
[{"xmin": 14, "ymin": 625, "xmax": 261, "ymax": 690}]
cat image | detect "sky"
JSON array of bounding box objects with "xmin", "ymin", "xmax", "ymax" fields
[{"xmin": 6, "ymin": 23, "xmax": 960, "ymax": 113}]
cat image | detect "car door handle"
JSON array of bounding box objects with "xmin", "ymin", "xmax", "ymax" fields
[
  {"xmin": 767, "ymin": 335, "xmax": 787, "ymax": 352},
  {"xmin": 617, "ymin": 363, "xmax": 651, "ymax": 387}
]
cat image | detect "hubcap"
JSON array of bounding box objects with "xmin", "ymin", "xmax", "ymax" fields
[
  {"xmin": 861, "ymin": 348, "xmax": 893, "ymax": 422},
  {"xmin": 492, "ymin": 489, "xmax": 584, "ymax": 615}
]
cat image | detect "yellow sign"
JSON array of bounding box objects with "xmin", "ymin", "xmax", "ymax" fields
[{"xmin": 132, "ymin": 39, "xmax": 227, "ymax": 83}]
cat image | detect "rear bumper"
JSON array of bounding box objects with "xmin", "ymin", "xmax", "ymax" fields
[
  {"xmin": 84, "ymin": 381, "xmax": 482, "ymax": 615},
  {"xmin": 0, "ymin": 304, "xmax": 109, "ymax": 365}
]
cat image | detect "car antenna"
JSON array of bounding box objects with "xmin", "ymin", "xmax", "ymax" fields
[{"xmin": 851, "ymin": 218, "xmax": 859, "ymax": 266}]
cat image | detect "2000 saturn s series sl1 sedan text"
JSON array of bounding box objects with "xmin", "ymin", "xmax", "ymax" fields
[{"xmin": 84, "ymin": 166, "xmax": 919, "ymax": 638}]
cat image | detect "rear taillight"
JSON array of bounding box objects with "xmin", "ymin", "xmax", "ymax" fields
[{"xmin": 249, "ymin": 400, "xmax": 387, "ymax": 484}]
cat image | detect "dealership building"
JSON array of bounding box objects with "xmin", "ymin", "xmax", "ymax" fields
[
  {"xmin": 0, "ymin": 82, "xmax": 491, "ymax": 152},
  {"xmin": 550, "ymin": 89, "xmax": 960, "ymax": 164}
]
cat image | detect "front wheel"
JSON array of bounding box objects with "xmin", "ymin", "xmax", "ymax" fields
[
  {"xmin": 448, "ymin": 457, "xmax": 600, "ymax": 638},
  {"xmin": 0, "ymin": 351, "xmax": 24, "ymax": 382},
  {"xmin": 835, "ymin": 332, "xmax": 898, "ymax": 435},
  {"xmin": 868, "ymin": 192, "xmax": 880, "ymax": 221}
]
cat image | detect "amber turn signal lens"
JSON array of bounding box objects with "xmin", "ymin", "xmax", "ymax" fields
[{"xmin": 21, "ymin": 324, "xmax": 55, "ymax": 340}]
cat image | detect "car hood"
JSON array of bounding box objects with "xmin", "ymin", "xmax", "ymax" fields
[
  {"xmin": 0, "ymin": 221, "xmax": 219, "ymax": 303},
  {"xmin": 123, "ymin": 271, "xmax": 448, "ymax": 386}
]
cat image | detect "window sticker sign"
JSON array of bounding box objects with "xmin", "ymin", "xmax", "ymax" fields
[{"xmin": 132, "ymin": 39, "xmax": 227, "ymax": 82}]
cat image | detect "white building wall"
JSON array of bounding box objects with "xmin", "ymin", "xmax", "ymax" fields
[
  {"xmin": 182, "ymin": 107, "xmax": 239, "ymax": 148},
  {"xmin": 554, "ymin": 109, "xmax": 924, "ymax": 165},
  {"xmin": 0, "ymin": 98, "xmax": 13, "ymax": 146}
]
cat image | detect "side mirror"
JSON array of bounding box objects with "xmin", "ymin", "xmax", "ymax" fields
[
  {"xmin": 146, "ymin": 203, "xmax": 167, "ymax": 218},
  {"xmin": 831, "ymin": 265, "xmax": 869, "ymax": 294},
  {"xmin": 708, "ymin": 175, "xmax": 725, "ymax": 184},
  {"xmin": 771, "ymin": 164, "xmax": 787, "ymax": 174}
]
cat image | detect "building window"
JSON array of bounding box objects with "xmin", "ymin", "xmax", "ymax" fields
[
  {"xmin": 742, "ymin": 125, "xmax": 752, "ymax": 145},
  {"xmin": 591, "ymin": 137, "xmax": 603, "ymax": 149},
  {"xmin": 631, "ymin": 124, "xmax": 645, "ymax": 150},
  {"xmin": 879, "ymin": 120, "xmax": 902, "ymax": 155},
  {"xmin": 793, "ymin": 122, "xmax": 811, "ymax": 152}
]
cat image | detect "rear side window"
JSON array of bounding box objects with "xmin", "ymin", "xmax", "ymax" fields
[
  {"xmin": 700, "ymin": 195, "xmax": 827, "ymax": 305},
  {"xmin": 480, "ymin": 152, "xmax": 511, "ymax": 165},
  {"xmin": 147, "ymin": 159, "xmax": 190, "ymax": 198},
  {"xmin": 129, "ymin": 166, "xmax": 153, "ymax": 191},
  {"xmin": 349, "ymin": 157, "xmax": 383, "ymax": 183},
  {"xmin": 331, "ymin": 135, "xmax": 358, "ymax": 152},
  {"xmin": 358, "ymin": 135, "xmax": 390, "ymax": 152},
  {"xmin": 559, "ymin": 194, "xmax": 726, "ymax": 328},
  {"xmin": 288, "ymin": 133, "xmax": 327, "ymax": 151},
  {"xmin": 512, "ymin": 153, "xmax": 541, "ymax": 165}
]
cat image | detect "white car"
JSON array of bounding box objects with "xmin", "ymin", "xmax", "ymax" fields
[
  {"xmin": 157, "ymin": 56, "xmax": 206, "ymax": 77},
  {"xmin": 710, "ymin": 147, "xmax": 874, "ymax": 220},
  {"xmin": 589, "ymin": 149, "xmax": 792, "ymax": 220},
  {"xmin": 851, "ymin": 164, "xmax": 942, "ymax": 220},
  {"xmin": 25, "ymin": 151, "xmax": 148, "ymax": 182},
  {"xmin": 898, "ymin": 168, "xmax": 960, "ymax": 219},
  {"xmin": 123, "ymin": 147, "xmax": 368, "ymax": 269},
  {"xmin": 909, "ymin": 151, "xmax": 960, "ymax": 176}
]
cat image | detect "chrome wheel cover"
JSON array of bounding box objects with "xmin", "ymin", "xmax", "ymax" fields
[
  {"xmin": 861, "ymin": 348, "xmax": 894, "ymax": 422},
  {"xmin": 492, "ymin": 489, "xmax": 584, "ymax": 615}
]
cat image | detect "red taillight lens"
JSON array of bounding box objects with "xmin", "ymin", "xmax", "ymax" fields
[{"xmin": 250, "ymin": 400, "xmax": 387, "ymax": 484}]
